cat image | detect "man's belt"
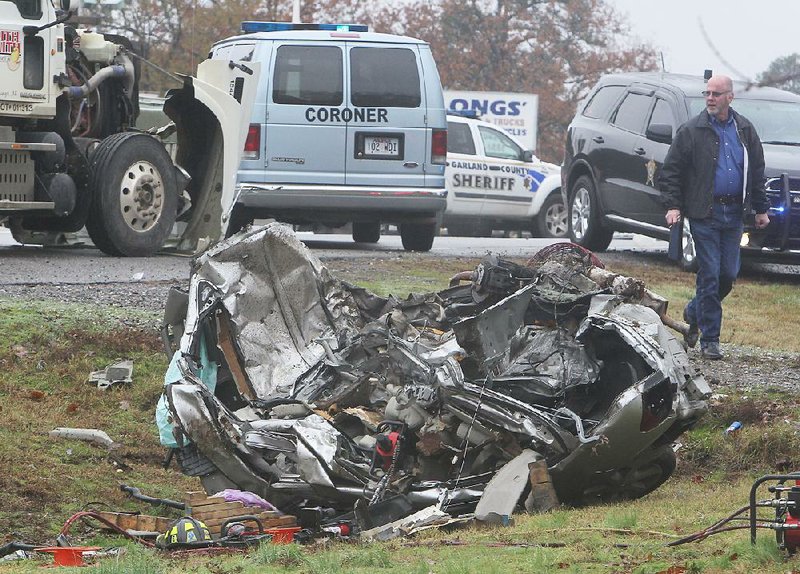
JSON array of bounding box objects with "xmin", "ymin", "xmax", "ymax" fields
[{"xmin": 713, "ymin": 194, "xmax": 742, "ymax": 205}]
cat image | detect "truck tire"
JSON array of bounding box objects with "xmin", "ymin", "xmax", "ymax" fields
[
  {"xmin": 400, "ymin": 222, "xmax": 437, "ymax": 252},
  {"xmin": 352, "ymin": 221, "xmax": 380, "ymax": 243},
  {"xmin": 568, "ymin": 175, "xmax": 613, "ymax": 252},
  {"xmin": 535, "ymin": 193, "xmax": 568, "ymax": 238},
  {"xmin": 86, "ymin": 132, "xmax": 178, "ymax": 257}
]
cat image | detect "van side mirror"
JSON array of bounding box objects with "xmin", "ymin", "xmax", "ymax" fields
[
  {"xmin": 522, "ymin": 150, "xmax": 534, "ymax": 162},
  {"xmin": 646, "ymin": 123, "xmax": 673, "ymax": 144}
]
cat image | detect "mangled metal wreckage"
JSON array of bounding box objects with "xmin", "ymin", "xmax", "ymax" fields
[{"xmin": 158, "ymin": 224, "xmax": 710, "ymax": 517}]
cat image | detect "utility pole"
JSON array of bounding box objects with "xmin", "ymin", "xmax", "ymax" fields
[{"xmin": 292, "ymin": 0, "xmax": 300, "ymax": 22}]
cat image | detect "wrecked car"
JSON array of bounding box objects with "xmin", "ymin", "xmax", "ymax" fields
[{"xmin": 157, "ymin": 224, "xmax": 710, "ymax": 517}]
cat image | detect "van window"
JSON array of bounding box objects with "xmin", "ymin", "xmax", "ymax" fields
[
  {"xmin": 447, "ymin": 122, "xmax": 476, "ymax": 155},
  {"xmin": 612, "ymin": 92, "xmax": 651, "ymax": 134},
  {"xmin": 273, "ymin": 45, "xmax": 343, "ymax": 106},
  {"xmin": 213, "ymin": 43, "xmax": 255, "ymax": 62},
  {"xmin": 5, "ymin": 0, "xmax": 40, "ymax": 18},
  {"xmin": 351, "ymin": 47, "xmax": 420, "ymax": 108},
  {"xmin": 583, "ymin": 85, "xmax": 624, "ymax": 119},
  {"xmin": 479, "ymin": 126, "xmax": 523, "ymax": 161},
  {"xmin": 648, "ymin": 98, "xmax": 675, "ymax": 130}
]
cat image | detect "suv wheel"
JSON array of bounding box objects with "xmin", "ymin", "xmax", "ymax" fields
[
  {"xmin": 352, "ymin": 221, "xmax": 381, "ymax": 243},
  {"xmin": 569, "ymin": 175, "xmax": 613, "ymax": 251},
  {"xmin": 679, "ymin": 219, "xmax": 698, "ymax": 272},
  {"xmin": 535, "ymin": 193, "xmax": 568, "ymax": 238},
  {"xmin": 400, "ymin": 222, "xmax": 437, "ymax": 251}
]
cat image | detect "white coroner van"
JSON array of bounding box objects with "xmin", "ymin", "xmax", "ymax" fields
[{"xmin": 210, "ymin": 22, "xmax": 448, "ymax": 251}]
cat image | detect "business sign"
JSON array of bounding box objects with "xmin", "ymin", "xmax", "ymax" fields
[{"xmin": 445, "ymin": 90, "xmax": 538, "ymax": 151}]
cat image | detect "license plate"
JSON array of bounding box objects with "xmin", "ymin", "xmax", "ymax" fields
[{"xmin": 364, "ymin": 136, "xmax": 400, "ymax": 157}]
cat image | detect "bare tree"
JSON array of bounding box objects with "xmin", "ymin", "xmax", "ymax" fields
[
  {"xmin": 99, "ymin": 0, "xmax": 655, "ymax": 158},
  {"xmin": 758, "ymin": 53, "xmax": 800, "ymax": 95},
  {"xmin": 99, "ymin": 0, "xmax": 292, "ymax": 93},
  {"xmin": 311, "ymin": 0, "xmax": 656, "ymax": 160}
]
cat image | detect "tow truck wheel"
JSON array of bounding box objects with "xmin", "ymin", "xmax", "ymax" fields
[
  {"xmin": 352, "ymin": 221, "xmax": 381, "ymax": 243},
  {"xmin": 535, "ymin": 193, "xmax": 569, "ymax": 238},
  {"xmin": 400, "ymin": 222, "xmax": 437, "ymax": 252},
  {"xmin": 86, "ymin": 132, "xmax": 178, "ymax": 257}
]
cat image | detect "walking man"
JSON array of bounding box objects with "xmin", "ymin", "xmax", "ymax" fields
[{"xmin": 660, "ymin": 74, "xmax": 770, "ymax": 359}]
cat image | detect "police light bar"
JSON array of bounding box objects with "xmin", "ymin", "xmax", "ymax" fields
[
  {"xmin": 447, "ymin": 109, "xmax": 479, "ymax": 119},
  {"xmin": 241, "ymin": 22, "xmax": 368, "ymax": 34}
]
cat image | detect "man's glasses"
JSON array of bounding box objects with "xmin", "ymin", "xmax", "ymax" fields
[{"xmin": 702, "ymin": 90, "xmax": 730, "ymax": 98}]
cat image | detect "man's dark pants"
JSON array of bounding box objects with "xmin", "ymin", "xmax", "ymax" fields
[{"xmin": 686, "ymin": 203, "xmax": 743, "ymax": 345}]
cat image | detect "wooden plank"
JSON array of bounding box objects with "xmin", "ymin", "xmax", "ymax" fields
[
  {"xmin": 189, "ymin": 500, "xmax": 247, "ymax": 513},
  {"xmin": 95, "ymin": 511, "xmax": 173, "ymax": 533},
  {"xmin": 193, "ymin": 507, "xmax": 282, "ymax": 521},
  {"xmin": 184, "ymin": 491, "xmax": 212, "ymax": 505},
  {"xmin": 186, "ymin": 496, "xmax": 245, "ymax": 509}
]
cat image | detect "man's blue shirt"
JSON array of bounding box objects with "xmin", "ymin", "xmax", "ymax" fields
[{"xmin": 709, "ymin": 112, "xmax": 744, "ymax": 197}]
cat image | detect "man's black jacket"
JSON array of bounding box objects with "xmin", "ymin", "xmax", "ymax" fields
[{"xmin": 659, "ymin": 108, "xmax": 769, "ymax": 218}]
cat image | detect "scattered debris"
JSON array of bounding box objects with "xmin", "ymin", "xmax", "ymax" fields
[
  {"xmin": 88, "ymin": 359, "xmax": 134, "ymax": 390},
  {"xmin": 210, "ymin": 489, "xmax": 281, "ymax": 512},
  {"xmin": 157, "ymin": 224, "xmax": 711, "ymax": 535},
  {"xmin": 36, "ymin": 546, "xmax": 101, "ymax": 567},
  {"xmin": 725, "ymin": 421, "xmax": 743, "ymax": 435},
  {"xmin": 94, "ymin": 511, "xmax": 173, "ymax": 537},
  {"xmin": 48, "ymin": 427, "xmax": 119, "ymax": 450},
  {"xmin": 475, "ymin": 450, "xmax": 541, "ymax": 525},
  {"xmin": 360, "ymin": 505, "xmax": 464, "ymax": 542},
  {"xmin": 184, "ymin": 491, "xmax": 297, "ymax": 539}
]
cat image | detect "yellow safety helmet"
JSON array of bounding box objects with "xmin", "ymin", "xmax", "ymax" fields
[{"xmin": 155, "ymin": 517, "xmax": 213, "ymax": 549}]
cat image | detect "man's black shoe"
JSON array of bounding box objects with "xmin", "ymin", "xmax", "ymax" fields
[
  {"xmin": 701, "ymin": 341, "xmax": 723, "ymax": 360},
  {"xmin": 683, "ymin": 305, "xmax": 699, "ymax": 348}
]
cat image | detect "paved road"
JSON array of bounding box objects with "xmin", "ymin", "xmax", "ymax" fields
[
  {"xmin": 0, "ymin": 227, "xmax": 796, "ymax": 285},
  {"xmin": 0, "ymin": 228, "xmax": 668, "ymax": 285}
]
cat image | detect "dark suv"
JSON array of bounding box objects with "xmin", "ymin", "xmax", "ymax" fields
[{"xmin": 562, "ymin": 72, "xmax": 800, "ymax": 268}]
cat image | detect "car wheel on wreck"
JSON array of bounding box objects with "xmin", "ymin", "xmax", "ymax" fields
[{"xmin": 573, "ymin": 445, "xmax": 677, "ymax": 504}]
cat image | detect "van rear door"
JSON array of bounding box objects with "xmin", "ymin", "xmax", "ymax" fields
[
  {"xmin": 344, "ymin": 43, "xmax": 427, "ymax": 188},
  {"xmin": 264, "ymin": 42, "xmax": 346, "ymax": 184}
]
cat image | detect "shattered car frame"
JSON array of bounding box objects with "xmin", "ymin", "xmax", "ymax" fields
[{"xmin": 159, "ymin": 224, "xmax": 710, "ymax": 516}]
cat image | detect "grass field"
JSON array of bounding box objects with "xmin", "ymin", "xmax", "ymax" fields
[{"xmin": 2, "ymin": 254, "xmax": 800, "ymax": 572}]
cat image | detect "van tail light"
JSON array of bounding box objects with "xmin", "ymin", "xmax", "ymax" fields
[
  {"xmin": 243, "ymin": 124, "xmax": 260, "ymax": 160},
  {"xmin": 431, "ymin": 128, "xmax": 447, "ymax": 165}
]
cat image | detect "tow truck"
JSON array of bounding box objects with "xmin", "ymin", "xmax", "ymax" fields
[{"xmin": 0, "ymin": 0, "xmax": 257, "ymax": 256}]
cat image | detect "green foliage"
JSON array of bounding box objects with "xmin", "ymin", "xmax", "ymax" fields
[
  {"xmin": 340, "ymin": 545, "xmax": 392, "ymax": 568},
  {"xmin": 250, "ymin": 542, "xmax": 306, "ymax": 568},
  {"xmin": 91, "ymin": 546, "xmax": 168, "ymax": 574},
  {"xmin": 603, "ymin": 509, "xmax": 638, "ymax": 529}
]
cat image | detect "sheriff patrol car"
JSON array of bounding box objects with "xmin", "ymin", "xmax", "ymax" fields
[
  {"xmin": 209, "ymin": 22, "xmax": 448, "ymax": 252},
  {"xmin": 444, "ymin": 113, "xmax": 566, "ymax": 238}
]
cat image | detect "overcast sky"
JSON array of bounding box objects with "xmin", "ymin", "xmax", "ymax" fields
[{"xmin": 608, "ymin": 0, "xmax": 796, "ymax": 81}]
